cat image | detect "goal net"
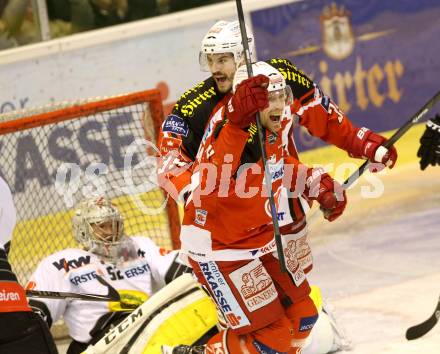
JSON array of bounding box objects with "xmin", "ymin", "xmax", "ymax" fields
[{"xmin": 0, "ymin": 89, "xmax": 180, "ymax": 285}]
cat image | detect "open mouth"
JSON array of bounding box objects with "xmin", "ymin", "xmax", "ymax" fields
[
  {"xmin": 270, "ymin": 115, "xmax": 281, "ymax": 122},
  {"xmin": 214, "ymin": 76, "xmax": 227, "ymax": 84}
]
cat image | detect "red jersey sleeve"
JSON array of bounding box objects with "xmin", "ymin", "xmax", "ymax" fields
[
  {"xmin": 291, "ymin": 85, "xmax": 358, "ymax": 151},
  {"xmin": 157, "ymin": 122, "xmax": 193, "ymax": 202}
]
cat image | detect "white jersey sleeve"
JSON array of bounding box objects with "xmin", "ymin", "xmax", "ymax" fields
[
  {"xmin": 27, "ymin": 251, "xmax": 73, "ymax": 325},
  {"xmin": 131, "ymin": 236, "xmax": 178, "ymax": 291}
]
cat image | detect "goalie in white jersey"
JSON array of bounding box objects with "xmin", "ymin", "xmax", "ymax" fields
[{"xmin": 27, "ymin": 196, "xmax": 194, "ymax": 354}]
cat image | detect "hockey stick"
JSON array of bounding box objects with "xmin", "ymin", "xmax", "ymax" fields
[
  {"xmin": 95, "ymin": 273, "xmax": 138, "ymax": 309},
  {"xmin": 235, "ymin": 0, "xmax": 286, "ymax": 272},
  {"xmin": 314, "ymin": 90, "xmax": 440, "ymax": 221},
  {"xmin": 406, "ymin": 294, "xmax": 440, "ymax": 340},
  {"xmin": 342, "ymin": 90, "xmax": 440, "ymax": 189},
  {"xmin": 26, "ymin": 275, "xmax": 121, "ymax": 302}
]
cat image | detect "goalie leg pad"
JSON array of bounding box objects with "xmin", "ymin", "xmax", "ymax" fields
[{"xmin": 84, "ymin": 274, "xmax": 218, "ymax": 354}]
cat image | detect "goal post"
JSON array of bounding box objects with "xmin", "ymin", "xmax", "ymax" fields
[{"xmin": 0, "ymin": 89, "xmax": 180, "ymax": 285}]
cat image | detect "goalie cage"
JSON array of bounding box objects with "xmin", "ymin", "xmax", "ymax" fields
[{"xmin": 0, "ymin": 89, "xmax": 181, "ymax": 287}]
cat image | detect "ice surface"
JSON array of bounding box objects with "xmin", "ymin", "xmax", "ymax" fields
[{"xmin": 307, "ymin": 163, "xmax": 440, "ymax": 353}]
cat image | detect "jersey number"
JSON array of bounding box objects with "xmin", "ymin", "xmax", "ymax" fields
[{"xmin": 107, "ymin": 266, "xmax": 124, "ymax": 280}]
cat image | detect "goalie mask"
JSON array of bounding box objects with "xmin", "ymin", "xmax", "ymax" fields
[
  {"xmin": 199, "ymin": 20, "xmax": 256, "ymax": 72},
  {"xmin": 72, "ymin": 196, "xmax": 136, "ymax": 264}
]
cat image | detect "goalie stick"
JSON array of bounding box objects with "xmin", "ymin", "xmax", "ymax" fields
[
  {"xmin": 405, "ymin": 294, "xmax": 440, "ymax": 340},
  {"xmin": 26, "ymin": 275, "xmax": 120, "ymax": 302}
]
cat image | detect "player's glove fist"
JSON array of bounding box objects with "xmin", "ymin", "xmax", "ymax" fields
[
  {"xmin": 226, "ymin": 74, "xmax": 269, "ymax": 128},
  {"xmin": 417, "ymin": 114, "xmax": 440, "ymax": 170},
  {"xmin": 348, "ymin": 127, "xmax": 397, "ymax": 172},
  {"xmin": 305, "ymin": 168, "xmax": 347, "ymax": 222}
]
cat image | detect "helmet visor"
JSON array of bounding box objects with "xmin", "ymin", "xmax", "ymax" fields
[
  {"xmin": 199, "ymin": 51, "xmax": 236, "ymax": 72},
  {"xmin": 268, "ymin": 86, "xmax": 293, "ymax": 106}
]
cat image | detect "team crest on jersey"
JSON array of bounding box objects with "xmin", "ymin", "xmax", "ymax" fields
[
  {"xmin": 284, "ymin": 240, "xmax": 306, "ymax": 286},
  {"xmin": 160, "ymin": 136, "xmax": 182, "ymax": 155},
  {"xmin": 163, "ymin": 114, "xmax": 189, "ymax": 137},
  {"xmin": 264, "ymin": 185, "xmax": 282, "ymax": 218},
  {"xmin": 320, "ymin": 3, "xmax": 355, "ymax": 60},
  {"xmin": 268, "ymin": 133, "xmax": 277, "ymax": 145},
  {"xmin": 229, "ymin": 259, "xmax": 277, "ymax": 312},
  {"xmin": 195, "ymin": 209, "xmax": 208, "ymax": 226}
]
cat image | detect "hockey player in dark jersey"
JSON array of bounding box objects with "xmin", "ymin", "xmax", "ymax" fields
[{"xmin": 0, "ymin": 176, "xmax": 58, "ymax": 354}]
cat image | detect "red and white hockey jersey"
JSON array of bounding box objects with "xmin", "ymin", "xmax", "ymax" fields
[{"xmin": 179, "ymin": 86, "xmax": 358, "ymax": 263}]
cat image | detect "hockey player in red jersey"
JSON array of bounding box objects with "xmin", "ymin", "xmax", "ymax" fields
[
  {"xmin": 157, "ymin": 20, "xmax": 398, "ymax": 277},
  {"xmin": 172, "ymin": 61, "xmax": 352, "ymax": 354},
  {"xmin": 158, "ymin": 20, "xmax": 398, "ymax": 354}
]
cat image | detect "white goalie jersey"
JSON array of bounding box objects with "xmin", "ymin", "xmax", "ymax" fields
[{"xmin": 27, "ymin": 236, "xmax": 178, "ymax": 344}]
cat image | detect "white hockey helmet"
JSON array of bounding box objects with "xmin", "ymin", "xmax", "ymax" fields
[
  {"xmin": 233, "ymin": 61, "xmax": 293, "ymax": 104},
  {"xmin": 72, "ymin": 196, "xmax": 135, "ymax": 263},
  {"xmin": 199, "ymin": 20, "xmax": 256, "ymax": 72}
]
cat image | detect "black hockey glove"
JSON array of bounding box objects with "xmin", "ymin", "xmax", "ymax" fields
[{"xmin": 417, "ymin": 114, "xmax": 440, "ymax": 170}]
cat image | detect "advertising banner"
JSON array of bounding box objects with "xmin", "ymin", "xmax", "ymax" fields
[{"xmin": 251, "ymin": 0, "xmax": 440, "ymax": 151}]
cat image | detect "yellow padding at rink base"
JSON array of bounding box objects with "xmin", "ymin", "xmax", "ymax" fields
[
  {"xmin": 141, "ymin": 294, "xmax": 218, "ymax": 353},
  {"xmin": 309, "ymin": 285, "xmax": 323, "ymax": 313}
]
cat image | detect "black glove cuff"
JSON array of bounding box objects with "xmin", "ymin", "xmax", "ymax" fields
[{"xmin": 428, "ymin": 114, "xmax": 440, "ymax": 131}]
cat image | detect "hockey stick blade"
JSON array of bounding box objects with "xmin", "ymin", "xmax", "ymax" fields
[
  {"xmin": 405, "ymin": 295, "xmax": 440, "ymax": 340},
  {"xmin": 96, "ymin": 274, "xmax": 121, "ymax": 301}
]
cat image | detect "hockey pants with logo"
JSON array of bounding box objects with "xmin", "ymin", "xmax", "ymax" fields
[{"xmin": 189, "ymin": 252, "xmax": 318, "ymax": 353}]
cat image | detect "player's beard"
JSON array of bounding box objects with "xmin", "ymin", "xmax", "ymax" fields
[{"xmin": 213, "ymin": 71, "xmax": 234, "ymax": 94}]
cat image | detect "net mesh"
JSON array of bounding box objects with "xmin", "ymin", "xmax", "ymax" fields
[{"xmin": 0, "ymin": 90, "xmax": 179, "ymax": 285}]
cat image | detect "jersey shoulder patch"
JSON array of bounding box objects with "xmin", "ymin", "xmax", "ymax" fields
[{"xmin": 163, "ymin": 114, "xmax": 189, "ymax": 137}]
